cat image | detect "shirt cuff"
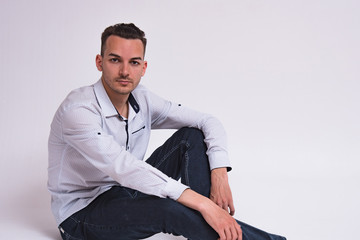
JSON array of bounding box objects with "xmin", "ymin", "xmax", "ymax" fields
[
  {"xmin": 208, "ymin": 150, "xmax": 232, "ymax": 171},
  {"xmin": 163, "ymin": 178, "xmax": 189, "ymax": 200}
]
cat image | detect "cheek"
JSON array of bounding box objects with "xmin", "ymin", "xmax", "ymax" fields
[
  {"xmin": 103, "ymin": 65, "xmax": 117, "ymax": 76},
  {"xmin": 137, "ymin": 72, "xmax": 144, "ymax": 80},
  {"xmin": 131, "ymin": 69, "xmax": 143, "ymax": 79}
]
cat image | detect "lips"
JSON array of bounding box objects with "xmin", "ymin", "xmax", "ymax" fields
[{"xmin": 116, "ymin": 79, "xmax": 131, "ymax": 85}]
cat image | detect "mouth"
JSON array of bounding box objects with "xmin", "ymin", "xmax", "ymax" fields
[{"xmin": 116, "ymin": 79, "xmax": 131, "ymax": 84}]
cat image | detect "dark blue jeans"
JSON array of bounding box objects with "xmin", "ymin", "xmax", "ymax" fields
[{"xmin": 59, "ymin": 128, "xmax": 286, "ymax": 240}]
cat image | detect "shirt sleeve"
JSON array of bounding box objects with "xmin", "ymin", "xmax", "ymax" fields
[
  {"xmin": 147, "ymin": 90, "xmax": 232, "ymax": 171},
  {"xmin": 60, "ymin": 104, "xmax": 188, "ymax": 200}
]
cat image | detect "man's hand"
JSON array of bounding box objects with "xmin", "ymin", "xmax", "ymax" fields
[
  {"xmin": 177, "ymin": 189, "xmax": 242, "ymax": 240},
  {"xmin": 210, "ymin": 168, "xmax": 235, "ymax": 216}
]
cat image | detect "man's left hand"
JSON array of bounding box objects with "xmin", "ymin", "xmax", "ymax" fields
[{"xmin": 210, "ymin": 167, "xmax": 235, "ymax": 216}]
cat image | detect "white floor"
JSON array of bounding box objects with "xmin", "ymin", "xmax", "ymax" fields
[
  {"xmin": 1, "ymin": 171, "xmax": 359, "ymax": 239},
  {"xmin": 0, "ymin": 179, "xmax": 185, "ymax": 240}
]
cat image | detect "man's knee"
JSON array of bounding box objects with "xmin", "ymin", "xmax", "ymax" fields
[{"xmin": 177, "ymin": 127, "xmax": 205, "ymax": 143}]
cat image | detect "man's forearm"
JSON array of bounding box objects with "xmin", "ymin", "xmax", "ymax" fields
[{"xmin": 177, "ymin": 188, "xmax": 210, "ymax": 212}]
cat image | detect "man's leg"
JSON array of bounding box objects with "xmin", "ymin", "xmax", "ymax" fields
[
  {"xmin": 59, "ymin": 186, "xmax": 218, "ymax": 240},
  {"xmin": 59, "ymin": 188, "xmax": 286, "ymax": 240},
  {"xmin": 59, "ymin": 127, "xmax": 286, "ymax": 239},
  {"xmin": 145, "ymin": 127, "xmax": 211, "ymax": 197},
  {"xmin": 145, "ymin": 127, "xmax": 286, "ymax": 240}
]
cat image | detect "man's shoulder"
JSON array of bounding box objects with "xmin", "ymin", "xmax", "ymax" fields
[
  {"xmin": 67, "ymin": 84, "xmax": 95, "ymax": 100},
  {"xmin": 58, "ymin": 84, "xmax": 97, "ymax": 113}
]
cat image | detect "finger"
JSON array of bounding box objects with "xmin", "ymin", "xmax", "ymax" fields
[
  {"xmin": 236, "ymin": 224, "xmax": 242, "ymax": 240},
  {"xmin": 227, "ymin": 226, "xmax": 237, "ymax": 240},
  {"xmin": 222, "ymin": 203, "xmax": 229, "ymax": 212},
  {"xmin": 232, "ymin": 223, "xmax": 240, "ymax": 240},
  {"xmin": 224, "ymin": 227, "xmax": 232, "ymax": 240},
  {"xmin": 218, "ymin": 200, "xmax": 228, "ymax": 211},
  {"xmin": 218, "ymin": 229, "xmax": 226, "ymax": 240},
  {"xmin": 220, "ymin": 203, "xmax": 231, "ymax": 215},
  {"xmin": 229, "ymin": 201, "xmax": 235, "ymax": 216}
]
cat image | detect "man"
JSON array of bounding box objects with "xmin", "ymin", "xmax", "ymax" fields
[{"xmin": 48, "ymin": 23, "xmax": 285, "ymax": 240}]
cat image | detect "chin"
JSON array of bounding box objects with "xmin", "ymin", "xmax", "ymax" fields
[{"xmin": 115, "ymin": 88, "xmax": 133, "ymax": 95}]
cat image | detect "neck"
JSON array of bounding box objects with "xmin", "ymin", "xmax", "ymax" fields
[
  {"xmin": 113, "ymin": 100, "xmax": 129, "ymax": 119},
  {"xmin": 101, "ymin": 78, "xmax": 130, "ymax": 118},
  {"xmin": 112, "ymin": 96, "xmax": 128, "ymax": 109},
  {"xmin": 112, "ymin": 95, "xmax": 129, "ymax": 118}
]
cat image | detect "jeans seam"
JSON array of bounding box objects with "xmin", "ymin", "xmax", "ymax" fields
[
  {"xmin": 70, "ymin": 216, "xmax": 80, "ymax": 223},
  {"xmin": 82, "ymin": 221, "xmax": 159, "ymax": 230},
  {"xmin": 184, "ymin": 142, "xmax": 190, "ymax": 186},
  {"xmin": 153, "ymin": 139, "xmax": 192, "ymax": 187},
  {"xmin": 154, "ymin": 140, "xmax": 188, "ymax": 170},
  {"xmin": 124, "ymin": 188, "xmax": 138, "ymax": 198}
]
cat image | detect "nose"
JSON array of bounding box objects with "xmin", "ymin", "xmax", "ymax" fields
[{"xmin": 119, "ymin": 62, "xmax": 130, "ymax": 78}]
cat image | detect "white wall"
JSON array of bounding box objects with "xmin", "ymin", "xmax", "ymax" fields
[{"xmin": 1, "ymin": 0, "xmax": 359, "ymax": 239}]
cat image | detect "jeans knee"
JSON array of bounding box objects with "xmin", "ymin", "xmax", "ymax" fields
[{"xmin": 178, "ymin": 127, "xmax": 205, "ymax": 143}]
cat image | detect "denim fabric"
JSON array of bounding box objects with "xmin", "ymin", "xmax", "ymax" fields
[{"xmin": 59, "ymin": 128, "xmax": 286, "ymax": 240}]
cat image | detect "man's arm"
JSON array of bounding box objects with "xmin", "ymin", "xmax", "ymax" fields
[
  {"xmin": 177, "ymin": 188, "xmax": 242, "ymax": 240},
  {"xmin": 146, "ymin": 88, "xmax": 231, "ymax": 171},
  {"xmin": 210, "ymin": 167, "xmax": 236, "ymax": 216}
]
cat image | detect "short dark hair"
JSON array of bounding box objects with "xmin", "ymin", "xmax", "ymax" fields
[{"xmin": 100, "ymin": 23, "xmax": 147, "ymax": 56}]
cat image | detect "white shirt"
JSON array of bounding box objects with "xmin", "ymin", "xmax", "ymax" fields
[{"xmin": 48, "ymin": 80, "xmax": 231, "ymax": 225}]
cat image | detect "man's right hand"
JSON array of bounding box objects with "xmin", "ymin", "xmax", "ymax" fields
[{"xmin": 177, "ymin": 189, "xmax": 242, "ymax": 240}]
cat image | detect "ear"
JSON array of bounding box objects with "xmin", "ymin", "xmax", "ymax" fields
[
  {"xmin": 141, "ymin": 61, "xmax": 148, "ymax": 77},
  {"xmin": 95, "ymin": 54, "xmax": 103, "ymax": 71}
]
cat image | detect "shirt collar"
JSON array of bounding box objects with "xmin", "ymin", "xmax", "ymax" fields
[{"xmin": 94, "ymin": 79, "xmax": 140, "ymax": 118}]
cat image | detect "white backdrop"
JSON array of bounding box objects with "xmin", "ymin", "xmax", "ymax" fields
[{"xmin": 1, "ymin": 0, "xmax": 359, "ymax": 239}]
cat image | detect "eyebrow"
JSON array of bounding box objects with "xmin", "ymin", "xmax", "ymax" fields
[{"xmin": 108, "ymin": 53, "xmax": 143, "ymax": 61}]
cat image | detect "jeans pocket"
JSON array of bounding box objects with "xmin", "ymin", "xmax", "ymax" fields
[{"xmin": 59, "ymin": 226, "xmax": 82, "ymax": 240}]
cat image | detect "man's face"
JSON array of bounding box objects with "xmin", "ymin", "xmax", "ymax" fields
[{"xmin": 96, "ymin": 35, "xmax": 147, "ymax": 99}]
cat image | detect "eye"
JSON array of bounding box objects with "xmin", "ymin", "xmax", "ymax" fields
[
  {"xmin": 130, "ymin": 61, "xmax": 140, "ymax": 65},
  {"xmin": 110, "ymin": 58, "xmax": 120, "ymax": 63}
]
